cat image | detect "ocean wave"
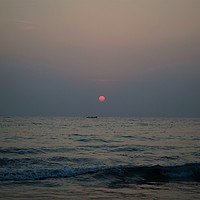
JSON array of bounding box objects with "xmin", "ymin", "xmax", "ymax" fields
[
  {"xmin": 0, "ymin": 147, "xmax": 76, "ymax": 155},
  {"xmin": 0, "ymin": 147, "xmax": 44, "ymax": 155},
  {"xmin": 0, "ymin": 165, "xmax": 108, "ymax": 181},
  {"xmin": 0, "ymin": 163, "xmax": 200, "ymax": 182},
  {"xmin": 105, "ymin": 163, "xmax": 200, "ymax": 182},
  {"xmin": 0, "ymin": 157, "xmax": 45, "ymax": 167},
  {"xmin": 111, "ymin": 146, "xmax": 140, "ymax": 152}
]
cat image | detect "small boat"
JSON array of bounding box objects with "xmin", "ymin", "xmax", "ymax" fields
[{"xmin": 86, "ymin": 116, "xmax": 98, "ymax": 119}]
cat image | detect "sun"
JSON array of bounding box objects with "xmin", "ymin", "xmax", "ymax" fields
[{"xmin": 99, "ymin": 95, "xmax": 106, "ymax": 102}]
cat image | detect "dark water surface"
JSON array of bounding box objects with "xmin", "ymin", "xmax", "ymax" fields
[{"xmin": 0, "ymin": 117, "xmax": 200, "ymax": 199}]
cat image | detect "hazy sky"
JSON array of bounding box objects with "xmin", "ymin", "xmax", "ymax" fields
[{"xmin": 0, "ymin": 0, "xmax": 200, "ymax": 117}]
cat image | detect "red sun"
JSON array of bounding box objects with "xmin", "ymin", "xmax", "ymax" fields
[{"xmin": 99, "ymin": 95, "xmax": 106, "ymax": 102}]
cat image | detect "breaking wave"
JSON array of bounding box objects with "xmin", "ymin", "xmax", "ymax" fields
[{"xmin": 1, "ymin": 163, "xmax": 200, "ymax": 182}]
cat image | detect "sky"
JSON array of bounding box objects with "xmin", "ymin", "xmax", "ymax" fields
[{"xmin": 0, "ymin": 0, "xmax": 200, "ymax": 117}]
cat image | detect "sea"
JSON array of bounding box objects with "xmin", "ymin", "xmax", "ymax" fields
[{"xmin": 0, "ymin": 117, "xmax": 200, "ymax": 199}]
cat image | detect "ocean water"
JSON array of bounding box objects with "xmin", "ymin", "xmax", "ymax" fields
[{"xmin": 0, "ymin": 117, "xmax": 200, "ymax": 199}]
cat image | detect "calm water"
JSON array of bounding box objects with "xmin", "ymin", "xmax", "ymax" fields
[{"xmin": 0, "ymin": 117, "xmax": 200, "ymax": 199}]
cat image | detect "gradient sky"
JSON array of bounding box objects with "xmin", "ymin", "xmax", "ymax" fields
[{"xmin": 0, "ymin": 0, "xmax": 200, "ymax": 117}]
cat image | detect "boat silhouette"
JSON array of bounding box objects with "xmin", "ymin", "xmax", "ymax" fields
[{"xmin": 86, "ymin": 116, "xmax": 98, "ymax": 119}]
